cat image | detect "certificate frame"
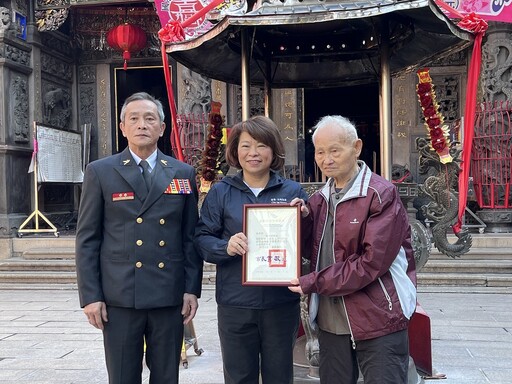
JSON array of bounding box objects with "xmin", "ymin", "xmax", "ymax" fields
[{"xmin": 242, "ymin": 204, "xmax": 301, "ymax": 286}]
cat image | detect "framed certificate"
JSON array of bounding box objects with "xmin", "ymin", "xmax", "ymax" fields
[{"xmin": 242, "ymin": 204, "xmax": 301, "ymax": 286}]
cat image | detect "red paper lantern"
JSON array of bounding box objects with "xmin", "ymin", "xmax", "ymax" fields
[{"xmin": 106, "ymin": 23, "xmax": 147, "ymax": 70}]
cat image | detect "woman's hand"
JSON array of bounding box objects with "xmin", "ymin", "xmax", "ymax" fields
[
  {"xmin": 227, "ymin": 232, "xmax": 248, "ymax": 256},
  {"xmin": 290, "ymin": 198, "xmax": 309, "ymax": 218}
]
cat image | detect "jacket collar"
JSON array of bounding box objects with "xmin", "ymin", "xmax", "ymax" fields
[
  {"xmin": 223, "ymin": 169, "xmax": 284, "ymax": 191},
  {"xmin": 320, "ymin": 160, "xmax": 371, "ymax": 201}
]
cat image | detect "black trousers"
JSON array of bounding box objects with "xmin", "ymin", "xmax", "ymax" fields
[
  {"xmin": 103, "ymin": 305, "xmax": 183, "ymax": 384},
  {"xmin": 217, "ymin": 301, "xmax": 300, "ymax": 384},
  {"xmin": 318, "ymin": 329, "xmax": 409, "ymax": 384}
]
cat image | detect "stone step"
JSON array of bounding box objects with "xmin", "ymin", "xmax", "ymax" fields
[
  {"xmin": 421, "ymin": 259, "xmax": 512, "ymax": 274},
  {"xmin": 429, "ymin": 247, "xmax": 512, "ymax": 259},
  {"xmin": 0, "ymin": 259, "xmax": 76, "ymax": 271},
  {"xmin": 21, "ymin": 248, "xmax": 75, "ymax": 260},
  {"xmin": 0, "ymin": 283, "xmax": 78, "ymax": 290},
  {"xmin": 417, "ymin": 273, "xmax": 512, "ymax": 287},
  {"xmin": 0, "ymin": 271, "xmax": 77, "ymax": 284},
  {"xmin": 0, "ymin": 259, "xmax": 217, "ymax": 286}
]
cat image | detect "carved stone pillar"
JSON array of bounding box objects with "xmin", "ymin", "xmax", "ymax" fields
[
  {"xmin": 272, "ymin": 89, "xmax": 301, "ymax": 179},
  {"xmin": 95, "ymin": 64, "xmax": 113, "ymax": 159},
  {"xmin": 0, "ymin": 23, "xmax": 32, "ymax": 246}
]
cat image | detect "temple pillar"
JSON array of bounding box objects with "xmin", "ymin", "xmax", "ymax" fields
[{"xmin": 0, "ymin": 17, "xmax": 33, "ymax": 245}]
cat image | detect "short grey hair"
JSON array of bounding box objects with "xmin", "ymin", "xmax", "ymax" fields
[
  {"xmin": 312, "ymin": 115, "xmax": 359, "ymax": 145},
  {"xmin": 120, "ymin": 92, "xmax": 165, "ymax": 123}
]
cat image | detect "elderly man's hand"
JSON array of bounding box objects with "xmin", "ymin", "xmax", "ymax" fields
[{"xmin": 288, "ymin": 278, "xmax": 304, "ymax": 295}]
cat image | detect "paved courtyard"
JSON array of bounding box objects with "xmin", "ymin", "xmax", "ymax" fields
[{"xmin": 0, "ymin": 285, "xmax": 510, "ymax": 383}]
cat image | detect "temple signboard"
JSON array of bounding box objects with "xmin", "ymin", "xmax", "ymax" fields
[{"xmin": 154, "ymin": 0, "xmax": 215, "ymax": 39}]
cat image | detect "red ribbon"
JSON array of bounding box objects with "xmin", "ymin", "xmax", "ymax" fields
[
  {"xmin": 434, "ymin": 1, "xmax": 488, "ymax": 233},
  {"xmin": 158, "ymin": 0, "xmax": 225, "ymax": 161}
]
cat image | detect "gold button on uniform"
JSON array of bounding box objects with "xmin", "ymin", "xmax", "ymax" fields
[
  {"xmin": 136, "ymin": 261, "xmax": 142, "ymax": 268},
  {"xmin": 136, "ymin": 240, "xmax": 143, "ymax": 246},
  {"xmin": 159, "ymin": 219, "xmax": 165, "ymax": 225},
  {"xmin": 159, "ymin": 240, "xmax": 165, "ymax": 247},
  {"xmin": 158, "ymin": 262, "xmax": 165, "ymax": 269},
  {"xmin": 136, "ymin": 217, "xmax": 143, "ymax": 224}
]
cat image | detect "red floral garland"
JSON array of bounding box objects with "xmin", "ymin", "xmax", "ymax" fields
[
  {"xmin": 199, "ymin": 101, "xmax": 223, "ymax": 192},
  {"xmin": 416, "ymin": 68, "xmax": 452, "ymax": 164}
]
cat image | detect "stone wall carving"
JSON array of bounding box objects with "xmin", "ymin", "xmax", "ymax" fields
[
  {"xmin": 41, "ymin": 52, "xmax": 73, "ymax": 82},
  {"xmin": 0, "ymin": 44, "xmax": 30, "ymax": 66},
  {"xmin": 431, "ymin": 75, "xmax": 460, "ymax": 124},
  {"xmin": 41, "ymin": 84, "xmax": 71, "ymax": 129},
  {"xmin": 234, "ymin": 86, "xmax": 265, "ymax": 122},
  {"xmin": 482, "ymin": 34, "xmax": 512, "ymax": 103},
  {"xmin": 78, "ymin": 65, "xmax": 97, "ymax": 159},
  {"xmin": 181, "ymin": 67, "xmax": 212, "ymax": 115},
  {"xmin": 41, "ymin": 34, "xmax": 74, "ymax": 58},
  {"xmin": 10, "ymin": 75, "xmax": 29, "ymax": 143}
]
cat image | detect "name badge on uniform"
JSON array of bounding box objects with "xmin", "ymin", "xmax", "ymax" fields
[
  {"xmin": 165, "ymin": 179, "xmax": 192, "ymax": 194},
  {"xmin": 112, "ymin": 192, "xmax": 135, "ymax": 201}
]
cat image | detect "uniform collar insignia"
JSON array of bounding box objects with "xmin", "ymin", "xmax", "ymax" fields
[
  {"xmin": 160, "ymin": 159, "xmax": 168, "ymax": 166},
  {"xmin": 123, "ymin": 159, "xmax": 131, "ymax": 165}
]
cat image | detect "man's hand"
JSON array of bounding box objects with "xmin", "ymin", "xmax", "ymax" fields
[
  {"xmin": 182, "ymin": 293, "xmax": 198, "ymax": 325},
  {"xmin": 288, "ymin": 278, "xmax": 304, "ymax": 295},
  {"xmin": 83, "ymin": 301, "xmax": 108, "ymax": 330}
]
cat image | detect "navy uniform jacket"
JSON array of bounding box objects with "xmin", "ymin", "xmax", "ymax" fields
[{"xmin": 76, "ymin": 147, "xmax": 202, "ymax": 309}]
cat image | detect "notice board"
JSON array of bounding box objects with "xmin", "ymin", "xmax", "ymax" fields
[{"xmin": 36, "ymin": 124, "xmax": 84, "ymax": 183}]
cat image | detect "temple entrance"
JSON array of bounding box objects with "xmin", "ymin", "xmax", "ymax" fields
[
  {"xmin": 304, "ymin": 83, "xmax": 380, "ymax": 181},
  {"xmin": 113, "ymin": 65, "xmax": 173, "ymax": 156}
]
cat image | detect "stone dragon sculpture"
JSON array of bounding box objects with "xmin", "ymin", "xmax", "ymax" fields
[{"xmin": 416, "ymin": 137, "xmax": 472, "ymax": 258}]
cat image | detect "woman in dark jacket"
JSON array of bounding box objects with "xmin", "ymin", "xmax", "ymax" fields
[{"xmin": 195, "ymin": 116, "xmax": 308, "ymax": 384}]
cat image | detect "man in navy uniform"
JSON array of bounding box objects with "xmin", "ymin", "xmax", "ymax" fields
[{"xmin": 76, "ymin": 92, "xmax": 202, "ymax": 384}]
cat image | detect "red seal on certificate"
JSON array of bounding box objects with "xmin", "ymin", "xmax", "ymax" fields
[{"xmin": 268, "ymin": 249, "xmax": 286, "ymax": 267}]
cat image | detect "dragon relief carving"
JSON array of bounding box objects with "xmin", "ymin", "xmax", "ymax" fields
[
  {"xmin": 482, "ymin": 36, "xmax": 512, "ymax": 103},
  {"xmin": 416, "ymin": 137, "xmax": 472, "ymax": 258}
]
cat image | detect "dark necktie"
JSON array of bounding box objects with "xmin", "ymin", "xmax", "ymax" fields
[{"xmin": 139, "ymin": 160, "xmax": 153, "ymax": 191}]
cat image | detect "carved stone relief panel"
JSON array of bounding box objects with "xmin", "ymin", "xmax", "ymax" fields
[
  {"xmin": 41, "ymin": 52, "xmax": 73, "ymax": 83},
  {"xmin": 403, "ymin": 70, "xmax": 464, "ymax": 183},
  {"xmin": 179, "ymin": 66, "xmax": 212, "ymax": 115},
  {"xmin": 232, "ymin": 86, "xmax": 265, "ymax": 123},
  {"xmin": 426, "ymin": 75, "xmax": 461, "ymax": 125},
  {"xmin": 79, "ymin": 84, "xmax": 96, "ymax": 159},
  {"xmin": 9, "ymin": 74, "xmax": 29, "ymax": 143},
  {"xmin": 78, "ymin": 66, "xmax": 97, "ymax": 126},
  {"xmin": 78, "ymin": 65, "xmax": 96, "ymax": 84},
  {"xmin": 41, "ymin": 33, "xmax": 73, "ymax": 58},
  {"xmin": 482, "ymin": 33, "xmax": 512, "ymax": 103},
  {"xmin": 0, "ymin": 43, "xmax": 30, "ymax": 66},
  {"xmin": 41, "ymin": 81, "xmax": 72, "ymax": 129}
]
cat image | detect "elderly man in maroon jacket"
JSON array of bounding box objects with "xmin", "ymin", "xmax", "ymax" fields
[{"xmin": 289, "ymin": 115, "xmax": 416, "ymax": 384}]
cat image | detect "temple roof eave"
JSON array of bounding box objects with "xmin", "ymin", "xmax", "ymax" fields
[{"xmin": 164, "ymin": 0, "xmax": 473, "ymax": 88}]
